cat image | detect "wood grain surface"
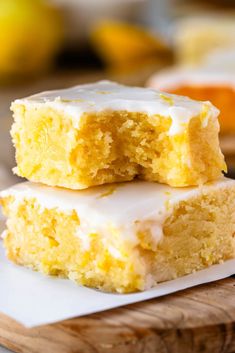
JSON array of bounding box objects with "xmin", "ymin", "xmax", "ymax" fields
[{"xmin": 0, "ymin": 277, "xmax": 234, "ymax": 353}]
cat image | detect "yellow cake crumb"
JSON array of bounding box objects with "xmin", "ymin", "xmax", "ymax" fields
[{"xmin": 11, "ymin": 106, "xmax": 225, "ymax": 189}]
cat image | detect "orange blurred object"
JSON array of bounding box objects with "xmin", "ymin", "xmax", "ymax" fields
[
  {"xmin": 165, "ymin": 86, "xmax": 235, "ymax": 134},
  {"xmin": 148, "ymin": 69, "xmax": 235, "ymax": 135},
  {"xmin": 91, "ymin": 21, "xmax": 170, "ymax": 72}
]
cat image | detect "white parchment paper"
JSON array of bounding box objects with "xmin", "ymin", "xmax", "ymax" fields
[{"xmin": 0, "ymin": 242, "xmax": 234, "ymax": 328}]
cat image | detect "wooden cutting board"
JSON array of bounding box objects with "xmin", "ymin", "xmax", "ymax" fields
[{"xmin": 0, "ymin": 277, "xmax": 234, "ymax": 353}]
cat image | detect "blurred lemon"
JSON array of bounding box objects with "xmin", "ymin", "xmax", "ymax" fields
[
  {"xmin": 91, "ymin": 21, "xmax": 169, "ymax": 68},
  {"xmin": 0, "ymin": 0, "xmax": 63, "ymax": 79}
]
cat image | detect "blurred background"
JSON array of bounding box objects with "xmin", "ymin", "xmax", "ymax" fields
[{"xmin": 1, "ymin": 0, "xmax": 235, "ymax": 193}]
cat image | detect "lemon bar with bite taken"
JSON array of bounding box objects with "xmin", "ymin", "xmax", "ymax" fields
[
  {"xmin": 11, "ymin": 81, "xmax": 226, "ymax": 189},
  {"xmin": 1, "ymin": 178, "xmax": 235, "ymax": 293}
]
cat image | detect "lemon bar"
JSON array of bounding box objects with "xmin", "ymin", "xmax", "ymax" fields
[
  {"xmin": 148, "ymin": 68, "xmax": 235, "ymax": 134},
  {"xmin": 174, "ymin": 15, "xmax": 235, "ymax": 67},
  {"xmin": 11, "ymin": 81, "xmax": 225, "ymax": 189},
  {"xmin": 1, "ymin": 178, "xmax": 235, "ymax": 293}
]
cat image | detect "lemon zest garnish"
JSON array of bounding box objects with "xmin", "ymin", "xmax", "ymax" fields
[
  {"xmin": 98, "ymin": 185, "xmax": 117, "ymax": 198},
  {"xmin": 96, "ymin": 91, "xmax": 111, "ymax": 94},
  {"xmin": 159, "ymin": 93, "xmax": 174, "ymax": 106},
  {"xmin": 200, "ymin": 104, "xmax": 210, "ymax": 127},
  {"xmin": 60, "ymin": 98, "xmax": 85, "ymax": 103},
  {"xmin": 164, "ymin": 199, "xmax": 171, "ymax": 211},
  {"xmin": 89, "ymin": 233, "xmax": 97, "ymax": 238}
]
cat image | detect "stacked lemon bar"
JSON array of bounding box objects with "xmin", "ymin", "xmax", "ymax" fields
[{"xmin": 1, "ymin": 81, "xmax": 235, "ymax": 293}]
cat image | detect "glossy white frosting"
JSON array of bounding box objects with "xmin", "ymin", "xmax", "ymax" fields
[
  {"xmin": 12, "ymin": 80, "xmax": 219, "ymax": 136},
  {"xmin": 1, "ymin": 178, "xmax": 234, "ymax": 251},
  {"xmin": 148, "ymin": 68, "xmax": 235, "ymax": 90}
]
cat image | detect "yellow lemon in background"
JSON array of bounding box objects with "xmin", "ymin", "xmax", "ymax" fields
[
  {"xmin": 91, "ymin": 21, "xmax": 170, "ymax": 67},
  {"xmin": 0, "ymin": 0, "xmax": 63, "ymax": 79}
]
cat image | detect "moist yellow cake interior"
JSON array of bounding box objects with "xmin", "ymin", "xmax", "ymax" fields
[
  {"xmin": 2, "ymin": 184, "xmax": 235, "ymax": 293},
  {"xmin": 12, "ymin": 104, "xmax": 225, "ymax": 189}
]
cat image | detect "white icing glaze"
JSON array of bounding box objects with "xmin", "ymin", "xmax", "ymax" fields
[
  {"xmin": 1, "ymin": 178, "xmax": 234, "ymax": 249},
  {"xmin": 11, "ymin": 80, "xmax": 219, "ymax": 136},
  {"xmin": 148, "ymin": 68, "xmax": 235, "ymax": 91}
]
